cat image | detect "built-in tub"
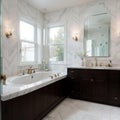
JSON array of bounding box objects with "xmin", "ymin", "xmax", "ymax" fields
[{"xmin": 1, "ymin": 71, "xmax": 67, "ymax": 101}]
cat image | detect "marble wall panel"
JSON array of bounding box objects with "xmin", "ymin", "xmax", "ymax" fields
[
  {"xmin": 44, "ymin": 0, "xmax": 120, "ymax": 71},
  {"xmin": 2, "ymin": 0, "xmax": 43, "ymax": 76},
  {"xmin": 2, "ymin": 0, "xmax": 120, "ymax": 76}
]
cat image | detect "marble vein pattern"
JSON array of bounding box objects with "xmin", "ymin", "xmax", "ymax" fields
[
  {"xmin": 43, "ymin": 98, "xmax": 120, "ymax": 120},
  {"xmin": 44, "ymin": 0, "xmax": 120, "ymax": 71},
  {"xmin": 2, "ymin": 0, "xmax": 120, "ymax": 76},
  {"xmin": 2, "ymin": 0, "xmax": 43, "ymax": 77}
]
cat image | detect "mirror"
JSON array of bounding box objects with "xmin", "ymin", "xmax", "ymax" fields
[{"xmin": 84, "ymin": 6, "xmax": 110, "ymax": 57}]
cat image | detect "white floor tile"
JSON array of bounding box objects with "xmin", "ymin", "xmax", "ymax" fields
[{"xmin": 42, "ymin": 98, "xmax": 120, "ymax": 120}]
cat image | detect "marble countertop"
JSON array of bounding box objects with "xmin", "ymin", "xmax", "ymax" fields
[
  {"xmin": 2, "ymin": 66, "xmax": 120, "ymax": 101},
  {"xmin": 68, "ymin": 66, "xmax": 120, "ymax": 70},
  {"xmin": 1, "ymin": 73, "xmax": 67, "ymax": 101}
]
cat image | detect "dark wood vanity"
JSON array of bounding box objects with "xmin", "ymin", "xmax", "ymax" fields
[
  {"xmin": 1, "ymin": 78, "xmax": 68, "ymax": 120},
  {"xmin": 68, "ymin": 68, "xmax": 120, "ymax": 106},
  {"xmin": 1, "ymin": 68, "xmax": 120, "ymax": 120}
]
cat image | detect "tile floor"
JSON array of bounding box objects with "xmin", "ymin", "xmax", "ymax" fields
[{"xmin": 43, "ymin": 98, "xmax": 120, "ymax": 120}]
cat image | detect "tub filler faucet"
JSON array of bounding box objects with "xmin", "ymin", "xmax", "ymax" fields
[
  {"xmin": 27, "ymin": 66, "xmax": 36, "ymax": 74},
  {"xmin": 1, "ymin": 74, "xmax": 7, "ymax": 85}
]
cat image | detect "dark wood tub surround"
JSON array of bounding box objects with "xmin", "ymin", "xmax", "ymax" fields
[{"xmin": 1, "ymin": 78, "xmax": 68, "ymax": 120}]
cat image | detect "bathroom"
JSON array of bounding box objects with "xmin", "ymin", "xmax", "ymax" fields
[{"xmin": 1, "ymin": 0, "xmax": 120, "ymax": 120}]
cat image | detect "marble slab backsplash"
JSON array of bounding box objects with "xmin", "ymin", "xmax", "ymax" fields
[
  {"xmin": 81, "ymin": 57, "xmax": 112, "ymax": 67},
  {"xmin": 2, "ymin": 0, "xmax": 120, "ymax": 76}
]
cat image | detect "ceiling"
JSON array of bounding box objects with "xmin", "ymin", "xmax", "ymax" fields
[{"xmin": 24, "ymin": 0, "xmax": 94, "ymax": 13}]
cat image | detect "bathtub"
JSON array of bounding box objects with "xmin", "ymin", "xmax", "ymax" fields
[{"xmin": 1, "ymin": 71, "xmax": 67, "ymax": 101}]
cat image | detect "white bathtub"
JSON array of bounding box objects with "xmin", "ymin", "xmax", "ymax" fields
[
  {"xmin": 1, "ymin": 71, "xmax": 67, "ymax": 101},
  {"xmin": 8, "ymin": 72, "xmax": 53, "ymax": 85}
]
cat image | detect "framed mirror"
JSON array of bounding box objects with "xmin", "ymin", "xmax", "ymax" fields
[{"xmin": 84, "ymin": 6, "xmax": 110, "ymax": 57}]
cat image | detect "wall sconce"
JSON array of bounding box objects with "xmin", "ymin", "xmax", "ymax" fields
[
  {"xmin": 5, "ymin": 25, "xmax": 13, "ymax": 38},
  {"xmin": 5, "ymin": 31, "xmax": 12, "ymax": 38},
  {"xmin": 73, "ymin": 33, "xmax": 79, "ymax": 41}
]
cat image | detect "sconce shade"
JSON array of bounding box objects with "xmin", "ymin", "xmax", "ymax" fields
[
  {"xmin": 73, "ymin": 32, "xmax": 79, "ymax": 41},
  {"xmin": 73, "ymin": 35, "xmax": 78, "ymax": 41},
  {"xmin": 5, "ymin": 32, "xmax": 12, "ymax": 38},
  {"xmin": 5, "ymin": 23, "xmax": 13, "ymax": 38}
]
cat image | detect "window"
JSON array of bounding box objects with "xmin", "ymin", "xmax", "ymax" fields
[
  {"xmin": 19, "ymin": 20, "xmax": 41, "ymax": 64},
  {"xmin": 49, "ymin": 26, "xmax": 65, "ymax": 64}
]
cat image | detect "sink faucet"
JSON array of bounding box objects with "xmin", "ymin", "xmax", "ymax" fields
[{"xmin": 27, "ymin": 66, "xmax": 36, "ymax": 74}]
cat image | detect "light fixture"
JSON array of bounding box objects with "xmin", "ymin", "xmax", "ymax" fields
[
  {"xmin": 5, "ymin": 24, "xmax": 13, "ymax": 38},
  {"xmin": 73, "ymin": 33, "xmax": 78, "ymax": 41},
  {"xmin": 5, "ymin": 31, "xmax": 12, "ymax": 38}
]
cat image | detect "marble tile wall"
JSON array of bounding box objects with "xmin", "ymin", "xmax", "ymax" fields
[
  {"xmin": 44, "ymin": 0, "xmax": 120, "ymax": 70},
  {"xmin": 2, "ymin": 0, "xmax": 19, "ymax": 76},
  {"xmin": 2, "ymin": 0, "xmax": 120, "ymax": 76},
  {"xmin": 2, "ymin": 0, "xmax": 43, "ymax": 76}
]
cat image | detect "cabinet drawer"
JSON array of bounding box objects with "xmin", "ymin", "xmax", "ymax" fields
[
  {"xmin": 68, "ymin": 69, "xmax": 82, "ymax": 78},
  {"xmin": 68, "ymin": 69, "xmax": 108, "ymax": 81}
]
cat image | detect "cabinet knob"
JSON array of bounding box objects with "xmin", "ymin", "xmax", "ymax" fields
[
  {"xmin": 71, "ymin": 71, "xmax": 74, "ymax": 73},
  {"xmin": 71, "ymin": 77, "xmax": 74, "ymax": 79},
  {"xmin": 114, "ymin": 97, "xmax": 118, "ymax": 100},
  {"xmin": 90, "ymin": 78, "xmax": 94, "ymax": 82}
]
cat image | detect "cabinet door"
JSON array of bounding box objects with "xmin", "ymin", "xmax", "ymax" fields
[
  {"xmin": 2, "ymin": 100, "xmax": 13, "ymax": 120},
  {"xmin": 68, "ymin": 69, "xmax": 94, "ymax": 100},
  {"xmin": 68, "ymin": 69, "xmax": 108, "ymax": 103},
  {"xmin": 108, "ymin": 70, "xmax": 120, "ymax": 106},
  {"xmin": 12, "ymin": 93, "xmax": 33, "ymax": 120},
  {"xmin": 68, "ymin": 69, "xmax": 82, "ymax": 95},
  {"xmin": 33, "ymin": 79, "xmax": 66, "ymax": 120},
  {"xmin": 92, "ymin": 70, "xmax": 108, "ymax": 103},
  {"xmin": 33, "ymin": 87, "xmax": 48, "ymax": 120},
  {"xmin": 80, "ymin": 77, "xmax": 94, "ymax": 100}
]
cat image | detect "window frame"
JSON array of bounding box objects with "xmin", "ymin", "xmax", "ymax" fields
[
  {"xmin": 48, "ymin": 25, "xmax": 66, "ymax": 65},
  {"xmin": 19, "ymin": 19, "xmax": 40, "ymax": 65}
]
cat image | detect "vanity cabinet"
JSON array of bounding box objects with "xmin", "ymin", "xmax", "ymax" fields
[
  {"xmin": 68, "ymin": 68, "xmax": 120, "ymax": 106},
  {"xmin": 108, "ymin": 70, "xmax": 120, "ymax": 106},
  {"xmin": 1, "ymin": 78, "xmax": 68, "ymax": 120}
]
